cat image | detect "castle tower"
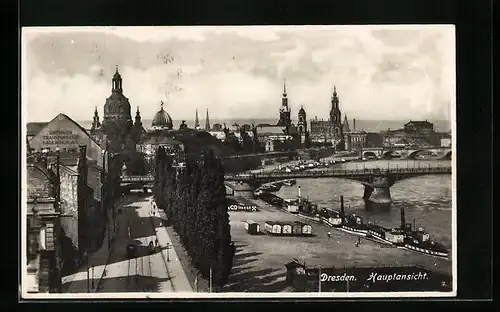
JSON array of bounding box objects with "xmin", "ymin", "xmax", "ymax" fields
[
  {"xmin": 205, "ymin": 109, "xmax": 211, "ymax": 130},
  {"xmin": 277, "ymin": 79, "xmax": 291, "ymax": 127},
  {"xmin": 102, "ymin": 66, "xmax": 133, "ymax": 152}
]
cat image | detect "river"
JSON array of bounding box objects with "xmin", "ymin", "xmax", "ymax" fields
[{"xmin": 275, "ymin": 159, "xmax": 453, "ymax": 251}]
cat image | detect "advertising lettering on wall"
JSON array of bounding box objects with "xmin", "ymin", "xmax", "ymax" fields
[
  {"xmin": 41, "ymin": 130, "xmax": 81, "ymax": 146},
  {"xmin": 228, "ymin": 204, "xmax": 259, "ymax": 212}
]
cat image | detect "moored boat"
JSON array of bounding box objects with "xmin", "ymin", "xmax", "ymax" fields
[{"xmin": 338, "ymin": 196, "xmax": 369, "ymax": 236}]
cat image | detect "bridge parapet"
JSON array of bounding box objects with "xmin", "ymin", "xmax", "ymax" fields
[{"xmin": 224, "ymin": 166, "xmax": 451, "ymax": 183}]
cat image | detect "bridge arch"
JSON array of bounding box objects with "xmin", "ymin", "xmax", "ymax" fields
[
  {"xmin": 407, "ymin": 149, "xmax": 426, "ymax": 159},
  {"xmin": 382, "ymin": 150, "xmax": 402, "ymax": 159},
  {"xmin": 362, "ymin": 151, "xmax": 378, "ymax": 158}
]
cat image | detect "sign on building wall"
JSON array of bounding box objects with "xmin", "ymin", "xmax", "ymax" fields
[
  {"xmin": 29, "ymin": 114, "xmax": 104, "ymax": 167},
  {"xmin": 41, "ymin": 130, "xmax": 81, "ymax": 146},
  {"xmin": 30, "ymin": 114, "xmax": 90, "ymax": 150}
]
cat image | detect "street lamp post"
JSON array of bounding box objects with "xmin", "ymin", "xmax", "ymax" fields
[{"xmin": 85, "ymin": 251, "xmax": 89, "ymax": 293}]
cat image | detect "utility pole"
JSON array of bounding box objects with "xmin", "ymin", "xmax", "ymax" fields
[{"xmin": 209, "ymin": 266, "xmax": 213, "ymax": 293}]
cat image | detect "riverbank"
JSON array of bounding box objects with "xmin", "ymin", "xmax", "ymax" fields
[{"xmin": 225, "ymin": 195, "xmax": 451, "ymax": 293}]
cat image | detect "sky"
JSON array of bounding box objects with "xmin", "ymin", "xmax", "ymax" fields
[{"xmin": 22, "ymin": 25, "xmax": 455, "ymax": 123}]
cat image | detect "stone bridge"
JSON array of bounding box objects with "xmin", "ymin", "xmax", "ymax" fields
[
  {"xmin": 360, "ymin": 147, "xmax": 452, "ymax": 160},
  {"xmin": 224, "ymin": 166, "xmax": 452, "ymax": 210}
]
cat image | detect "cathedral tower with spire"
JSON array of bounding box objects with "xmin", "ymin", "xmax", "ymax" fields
[
  {"xmin": 329, "ymin": 86, "xmax": 344, "ymax": 150},
  {"xmin": 205, "ymin": 109, "xmax": 211, "ymax": 131},
  {"xmin": 343, "ymin": 114, "xmax": 351, "ymax": 133},
  {"xmin": 130, "ymin": 106, "xmax": 146, "ymax": 144},
  {"xmin": 277, "ymin": 79, "xmax": 292, "ymax": 127},
  {"xmin": 194, "ymin": 109, "xmax": 200, "ymax": 130}
]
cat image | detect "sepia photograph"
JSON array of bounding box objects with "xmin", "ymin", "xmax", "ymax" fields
[{"xmin": 21, "ymin": 25, "xmax": 456, "ymax": 299}]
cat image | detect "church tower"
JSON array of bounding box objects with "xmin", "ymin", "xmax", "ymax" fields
[
  {"xmin": 194, "ymin": 109, "xmax": 200, "ymax": 129},
  {"xmin": 130, "ymin": 106, "xmax": 146, "ymax": 144},
  {"xmin": 134, "ymin": 106, "xmax": 143, "ymax": 129},
  {"xmin": 91, "ymin": 107, "xmax": 101, "ymax": 131},
  {"xmin": 205, "ymin": 109, "xmax": 211, "ymax": 130},
  {"xmin": 329, "ymin": 86, "xmax": 344, "ymax": 150},
  {"xmin": 277, "ymin": 79, "xmax": 292, "ymax": 127},
  {"xmin": 298, "ymin": 106, "xmax": 307, "ymax": 135},
  {"xmin": 343, "ymin": 114, "xmax": 351, "ymax": 133},
  {"xmin": 297, "ymin": 106, "xmax": 309, "ymax": 148},
  {"xmin": 90, "ymin": 106, "xmax": 104, "ymax": 145},
  {"xmin": 102, "ymin": 66, "xmax": 133, "ymax": 152}
]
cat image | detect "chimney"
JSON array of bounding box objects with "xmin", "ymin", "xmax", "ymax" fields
[
  {"xmin": 353, "ymin": 118, "xmax": 356, "ymax": 132},
  {"xmin": 340, "ymin": 196, "xmax": 345, "ymax": 217}
]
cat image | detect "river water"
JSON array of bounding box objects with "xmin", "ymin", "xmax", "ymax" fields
[{"xmin": 276, "ymin": 159, "xmax": 453, "ymax": 250}]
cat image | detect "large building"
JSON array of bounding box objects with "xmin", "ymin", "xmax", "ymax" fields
[
  {"xmin": 254, "ymin": 80, "xmax": 309, "ymax": 151},
  {"xmin": 309, "ymin": 87, "xmax": 347, "ymax": 150},
  {"xmin": 27, "ymin": 115, "xmax": 109, "ymax": 284},
  {"xmin": 381, "ymin": 120, "xmax": 445, "ymax": 148}
]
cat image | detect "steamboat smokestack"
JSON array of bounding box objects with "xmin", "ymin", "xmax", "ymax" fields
[
  {"xmin": 340, "ymin": 196, "xmax": 345, "ymax": 217},
  {"xmin": 400, "ymin": 207, "xmax": 406, "ymax": 229},
  {"xmin": 298, "ymin": 186, "xmax": 301, "ymax": 198},
  {"xmin": 353, "ymin": 118, "xmax": 356, "ymax": 132}
]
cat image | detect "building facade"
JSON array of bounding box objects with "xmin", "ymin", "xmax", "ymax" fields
[
  {"xmin": 26, "ymin": 161, "xmax": 62, "ymax": 293},
  {"xmin": 382, "ymin": 120, "xmax": 440, "ymax": 148},
  {"xmin": 344, "ymin": 131, "xmax": 367, "ymax": 151},
  {"xmin": 27, "ymin": 113, "xmax": 111, "ymax": 281}
]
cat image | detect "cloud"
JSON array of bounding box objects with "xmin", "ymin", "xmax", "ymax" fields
[{"xmin": 23, "ymin": 25, "xmax": 455, "ymax": 123}]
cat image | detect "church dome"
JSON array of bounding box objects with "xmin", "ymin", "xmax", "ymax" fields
[
  {"xmin": 152, "ymin": 102, "xmax": 173, "ymax": 130},
  {"xmin": 104, "ymin": 93, "xmax": 132, "ymax": 116}
]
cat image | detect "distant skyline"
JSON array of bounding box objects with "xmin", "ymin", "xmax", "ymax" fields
[{"xmin": 22, "ymin": 26, "xmax": 455, "ymax": 123}]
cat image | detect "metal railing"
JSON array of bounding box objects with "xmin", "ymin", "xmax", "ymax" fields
[
  {"xmin": 224, "ymin": 166, "xmax": 452, "ymax": 181},
  {"xmin": 120, "ymin": 166, "xmax": 452, "ymax": 183}
]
